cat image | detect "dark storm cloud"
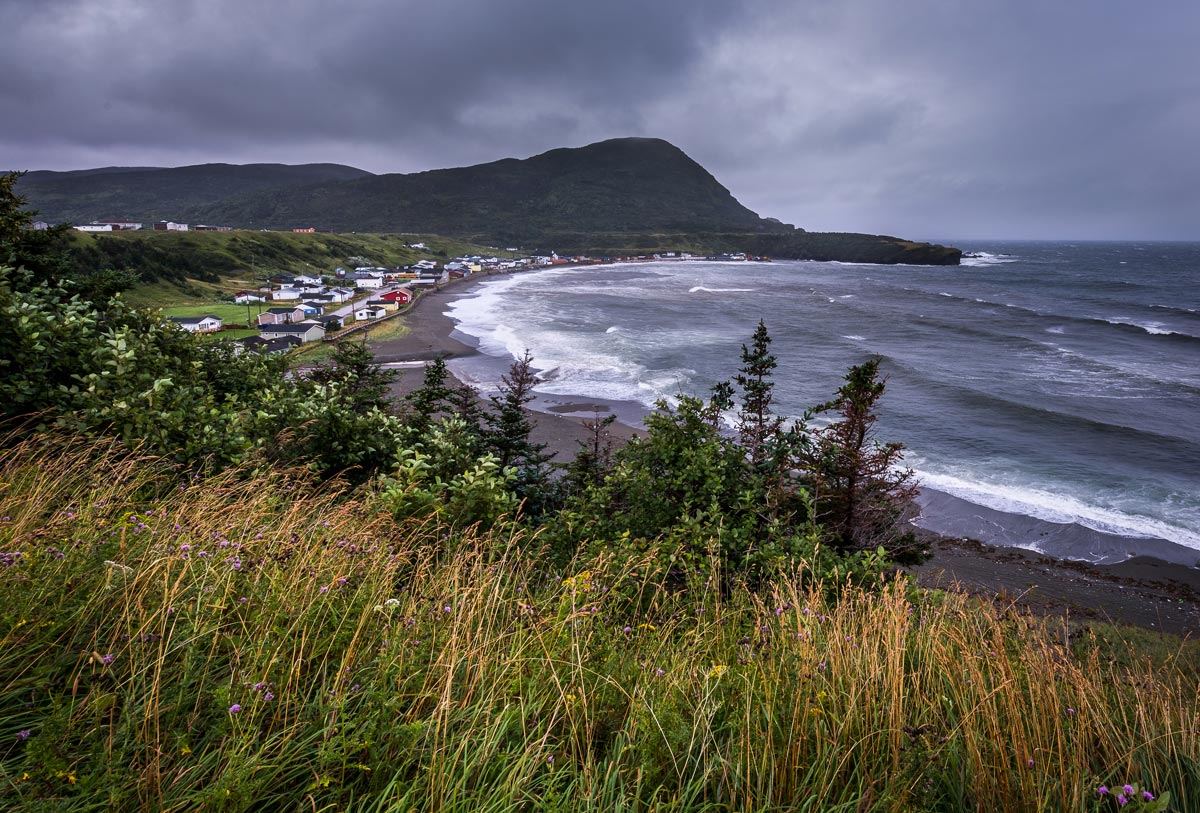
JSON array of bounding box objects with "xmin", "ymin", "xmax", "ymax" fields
[
  {"xmin": 3, "ymin": 0, "xmax": 1198, "ymax": 238},
  {"xmin": 1, "ymin": 0, "xmax": 751, "ymax": 170}
]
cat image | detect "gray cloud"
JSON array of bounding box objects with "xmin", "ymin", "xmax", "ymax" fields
[{"xmin": 3, "ymin": 0, "xmax": 1198, "ymax": 238}]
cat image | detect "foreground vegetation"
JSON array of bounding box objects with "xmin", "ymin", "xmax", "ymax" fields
[{"xmin": 0, "ymin": 438, "xmax": 1194, "ymax": 812}]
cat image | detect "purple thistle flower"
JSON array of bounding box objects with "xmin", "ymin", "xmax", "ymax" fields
[
  {"xmin": 1098, "ymin": 786, "xmax": 1109, "ymax": 795},
  {"xmin": 17, "ymin": 729, "xmax": 31, "ymax": 740},
  {"xmin": 1117, "ymin": 795, "xmax": 1128, "ymax": 806},
  {"xmin": 229, "ymin": 704, "xmax": 242, "ymax": 714},
  {"xmin": 1143, "ymin": 791, "xmax": 1155, "ymax": 802},
  {"xmin": 1027, "ymin": 758, "xmax": 1034, "ymax": 768},
  {"xmin": 263, "ymin": 692, "xmax": 275, "ymax": 701},
  {"xmin": 1124, "ymin": 785, "xmax": 1134, "ymax": 796},
  {"xmin": 101, "ymin": 653, "xmax": 115, "ymax": 665}
]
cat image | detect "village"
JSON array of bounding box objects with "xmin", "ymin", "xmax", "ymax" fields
[
  {"xmin": 129, "ymin": 225, "xmax": 758, "ymax": 355},
  {"xmin": 165, "ymin": 252, "xmax": 538, "ymax": 354}
]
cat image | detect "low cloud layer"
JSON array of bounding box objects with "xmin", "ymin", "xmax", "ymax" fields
[{"xmin": 4, "ymin": 0, "xmax": 1198, "ymax": 239}]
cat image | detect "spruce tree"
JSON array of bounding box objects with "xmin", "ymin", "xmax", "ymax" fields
[
  {"xmin": 485, "ymin": 350, "xmax": 553, "ymax": 511},
  {"xmin": 807, "ymin": 358, "xmax": 923, "ymax": 558},
  {"xmin": 307, "ymin": 339, "xmax": 398, "ymax": 412},
  {"xmin": 735, "ymin": 319, "xmax": 784, "ymax": 467}
]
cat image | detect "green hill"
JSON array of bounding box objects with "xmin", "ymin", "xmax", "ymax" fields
[
  {"xmin": 13, "ymin": 162, "xmax": 372, "ymax": 225},
  {"xmin": 191, "ymin": 138, "xmax": 780, "ymax": 239},
  {"xmin": 18, "ymin": 139, "xmax": 961, "ymax": 264}
]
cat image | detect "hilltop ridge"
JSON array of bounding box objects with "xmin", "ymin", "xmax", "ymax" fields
[{"xmin": 17, "ymin": 139, "xmax": 961, "ymax": 264}]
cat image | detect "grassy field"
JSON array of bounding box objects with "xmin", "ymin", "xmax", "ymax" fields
[
  {"xmin": 1, "ymin": 436, "xmax": 1195, "ymax": 812},
  {"xmin": 361, "ymin": 314, "xmax": 411, "ymax": 342}
]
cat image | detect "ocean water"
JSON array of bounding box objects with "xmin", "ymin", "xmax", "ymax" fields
[{"xmin": 443, "ymin": 243, "xmax": 1200, "ymax": 567}]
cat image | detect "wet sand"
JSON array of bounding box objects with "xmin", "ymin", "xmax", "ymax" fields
[{"xmin": 371, "ymin": 274, "xmax": 1200, "ymax": 638}]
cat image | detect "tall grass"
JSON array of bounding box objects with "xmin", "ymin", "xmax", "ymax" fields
[{"xmin": 1, "ymin": 436, "xmax": 1196, "ymax": 811}]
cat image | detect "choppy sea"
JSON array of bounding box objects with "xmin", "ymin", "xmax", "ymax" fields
[{"xmin": 443, "ymin": 242, "xmax": 1200, "ymax": 567}]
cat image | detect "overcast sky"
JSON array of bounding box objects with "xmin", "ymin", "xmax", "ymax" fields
[{"xmin": 4, "ymin": 0, "xmax": 1198, "ymax": 240}]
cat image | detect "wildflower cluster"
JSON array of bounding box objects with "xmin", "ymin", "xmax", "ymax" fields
[{"xmin": 1094, "ymin": 782, "xmax": 1171, "ymax": 811}]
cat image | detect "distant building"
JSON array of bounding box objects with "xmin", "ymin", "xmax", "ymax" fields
[
  {"xmin": 258, "ymin": 307, "xmax": 307, "ymax": 326},
  {"xmin": 258, "ymin": 321, "xmax": 326, "ymax": 343},
  {"xmin": 92, "ymin": 219, "xmax": 143, "ymax": 231},
  {"xmin": 354, "ymin": 305, "xmax": 387, "ymax": 321},
  {"xmin": 292, "ymin": 227, "xmax": 316, "ymax": 233},
  {"xmin": 379, "ymin": 288, "xmax": 413, "ymax": 306},
  {"xmin": 153, "ymin": 221, "xmax": 189, "ymax": 231},
  {"xmin": 366, "ymin": 298, "xmax": 399, "ymax": 313},
  {"xmin": 168, "ymin": 315, "xmax": 223, "ymax": 333},
  {"xmin": 346, "ymin": 273, "xmax": 383, "ymax": 289},
  {"xmin": 73, "ymin": 224, "xmax": 114, "ymax": 232}
]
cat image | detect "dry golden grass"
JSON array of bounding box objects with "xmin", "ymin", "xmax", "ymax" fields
[{"xmin": 0, "ymin": 436, "xmax": 1195, "ymax": 811}]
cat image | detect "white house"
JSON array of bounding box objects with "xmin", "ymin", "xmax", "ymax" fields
[
  {"xmin": 233, "ymin": 291, "xmax": 267, "ymax": 303},
  {"xmin": 353, "ymin": 275, "xmax": 384, "ymax": 289},
  {"xmin": 271, "ymin": 288, "xmax": 302, "ymax": 301},
  {"xmin": 74, "ymin": 224, "xmax": 114, "ymax": 232},
  {"xmin": 168, "ymin": 315, "xmax": 223, "ymax": 333},
  {"xmin": 354, "ymin": 305, "xmax": 387, "ymax": 321}
]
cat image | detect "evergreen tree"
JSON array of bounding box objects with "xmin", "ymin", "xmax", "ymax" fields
[
  {"xmin": 484, "ymin": 351, "xmax": 553, "ymax": 508},
  {"xmin": 806, "ymin": 359, "xmax": 924, "ymax": 559},
  {"xmin": 0, "ymin": 171, "xmax": 134, "ymax": 299},
  {"xmin": 402, "ymin": 355, "xmax": 485, "ymax": 456},
  {"xmin": 560, "ymin": 413, "xmax": 618, "ymax": 497},
  {"xmin": 307, "ymin": 339, "xmax": 398, "ymax": 412},
  {"xmin": 735, "ymin": 319, "xmax": 784, "ymax": 467}
]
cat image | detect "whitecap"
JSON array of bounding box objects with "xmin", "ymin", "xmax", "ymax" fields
[
  {"xmin": 911, "ymin": 466, "xmax": 1200, "ymax": 552},
  {"xmin": 1103, "ymin": 317, "xmax": 1184, "ymax": 336},
  {"xmin": 959, "ymin": 252, "xmax": 1019, "ymax": 267}
]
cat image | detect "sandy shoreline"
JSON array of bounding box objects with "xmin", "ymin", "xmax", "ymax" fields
[{"xmin": 370, "ymin": 273, "xmax": 1200, "ymax": 637}]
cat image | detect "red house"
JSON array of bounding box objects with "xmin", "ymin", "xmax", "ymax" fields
[{"xmin": 379, "ymin": 288, "xmax": 413, "ymax": 305}]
